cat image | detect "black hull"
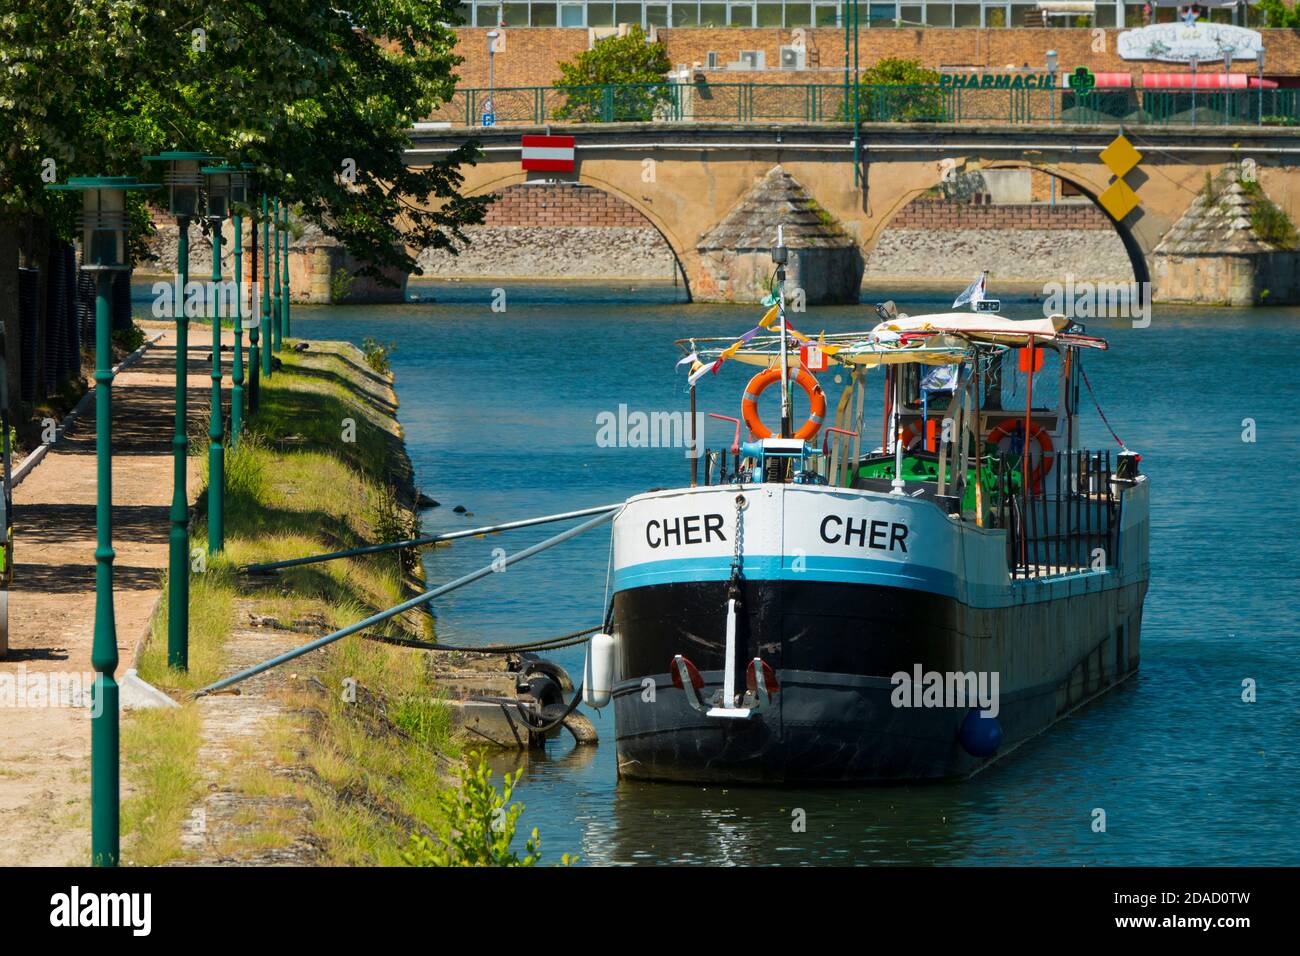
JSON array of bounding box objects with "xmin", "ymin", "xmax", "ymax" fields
[{"xmin": 612, "ymin": 578, "xmax": 1145, "ymax": 784}]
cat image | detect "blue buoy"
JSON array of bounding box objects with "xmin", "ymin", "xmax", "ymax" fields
[{"xmin": 959, "ymin": 708, "xmax": 1004, "ymax": 758}]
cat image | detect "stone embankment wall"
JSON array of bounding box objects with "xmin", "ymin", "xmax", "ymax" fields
[
  {"xmin": 867, "ymin": 198, "xmax": 1134, "ymax": 284},
  {"xmin": 139, "ymin": 187, "xmax": 1136, "ymax": 295},
  {"xmin": 418, "ymin": 183, "xmax": 679, "ymax": 281}
]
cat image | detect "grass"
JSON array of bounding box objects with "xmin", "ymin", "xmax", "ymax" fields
[
  {"xmin": 120, "ymin": 707, "xmax": 201, "ymax": 866},
  {"xmin": 121, "ymin": 340, "xmax": 457, "ymax": 866}
]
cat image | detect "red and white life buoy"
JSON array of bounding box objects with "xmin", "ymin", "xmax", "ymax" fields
[{"xmin": 987, "ymin": 418, "xmax": 1055, "ymax": 489}]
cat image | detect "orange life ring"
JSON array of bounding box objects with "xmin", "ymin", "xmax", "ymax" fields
[
  {"xmin": 899, "ymin": 422, "xmax": 940, "ymax": 452},
  {"xmin": 741, "ymin": 366, "xmax": 826, "ymax": 441},
  {"xmin": 987, "ymin": 418, "xmax": 1055, "ymax": 488}
]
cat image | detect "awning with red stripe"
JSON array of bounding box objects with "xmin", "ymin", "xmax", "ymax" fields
[
  {"xmin": 1141, "ymin": 73, "xmax": 1278, "ymax": 90},
  {"xmin": 1090, "ymin": 73, "xmax": 1133, "ymax": 88}
]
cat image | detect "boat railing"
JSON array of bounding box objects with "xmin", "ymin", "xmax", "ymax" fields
[{"xmin": 993, "ymin": 448, "xmax": 1120, "ymax": 580}]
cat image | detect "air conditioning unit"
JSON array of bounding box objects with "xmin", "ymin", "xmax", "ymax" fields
[
  {"xmin": 779, "ymin": 45, "xmax": 806, "ymax": 70},
  {"xmin": 706, "ymin": 51, "xmax": 719, "ymax": 69},
  {"xmin": 738, "ymin": 50, "xmax": 764, "ymax": 70}
]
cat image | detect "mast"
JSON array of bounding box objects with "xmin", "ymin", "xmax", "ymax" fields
[{"xmin": 773, "ymin": 225, "xmax": 791, "ymax": 440}]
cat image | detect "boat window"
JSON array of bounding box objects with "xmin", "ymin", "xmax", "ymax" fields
[
  {"xmin": 901, "ymin": 361, "xmax": 967, "ymax": 411},
  {"xmin": 983, "ymin": 347, "xmax": 1061, "ymax": 413}
]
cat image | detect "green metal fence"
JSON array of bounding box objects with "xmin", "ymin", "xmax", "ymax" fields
[{"xmin": 430, "ymin": 83, "xmax": 1300, "ymax": 128}]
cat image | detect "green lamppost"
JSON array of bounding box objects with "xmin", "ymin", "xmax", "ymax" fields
[
  {"xmin": 203, "ymin": 165, "xmax": 251, "ymax": 444},
  {"xmin": 200, "ymin": 164, "xmax": 231, "ymax": 553},
  {"xmin": 45, "ymin": 175, "xmax": 158, "ymax": 866},
  {"xmin": 279, "ymin": 199, "xmax": 292, "ymax": 344},
  {"xmin": 144, "ymin": 151, "xmax": 213, "ymax": 671},
  {"xmin": 245, "ymin": 167, "xmax": 261, "ymax": 411},
  {"xmin": 261, "ymin": 191, "xmax": 274, "ymax": 380},
  {"xmin": 272, "ymin": 196, "xmax": 283, "ymax": 356}
]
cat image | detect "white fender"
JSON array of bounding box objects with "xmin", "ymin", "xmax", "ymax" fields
[{"xmin": 582, "ymin": 632, "xmax": 617, "ymax": 708}]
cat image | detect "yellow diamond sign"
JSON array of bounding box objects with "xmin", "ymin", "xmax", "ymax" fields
[
  {"xmin": 1100, "ymin": 134, "xmax": 1142, "ymax": 178},
  {"xmin": 1098, "ymin": 178, "xmax": 1141, "ymax": 222}
]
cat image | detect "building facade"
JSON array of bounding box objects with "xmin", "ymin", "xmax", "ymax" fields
[{"xmin": 452, "ymin": 0, "xmax": 1256, "ymax": 29}]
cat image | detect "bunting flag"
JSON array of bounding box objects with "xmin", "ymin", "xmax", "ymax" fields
[
  {"xmin": 679, "ymin": 301, "xmax": 840, "ymax": 388},
  {"xmin": 688, "ymin": 359, "xmax": 722, "ymax": 386}
]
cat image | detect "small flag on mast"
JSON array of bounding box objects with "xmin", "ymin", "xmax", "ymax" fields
[{"xmin": 952, "ymin": 272, "xmax": 987, "ymax": 309}]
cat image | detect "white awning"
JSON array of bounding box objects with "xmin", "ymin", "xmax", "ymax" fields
[{"xmin": 1037, "ymin": 1, "xmax": 1096, "ymax": 13}]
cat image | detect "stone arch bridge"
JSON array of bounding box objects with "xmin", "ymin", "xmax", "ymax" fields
[{"xmin": 404, "ymin": 122, "xmax": 1300, "ymax": 304}]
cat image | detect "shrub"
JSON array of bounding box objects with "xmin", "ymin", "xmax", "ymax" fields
[
  {"xmin": 366, "ymin": 482, "xmax": 422, "ymax": 576},
  {"xmin": 401, "ymin": 753, "xmax": 575, "ymax": 866},
  {"xmin": 361, "ymin": 337, "xmax": 394, "ymax": 374},
  {"xmin": 112, "ymin": 322, "xmax": 146, "ymax": 354},
  {"xmin": 842, "ymin": 58, "xmax": 944, "ymax": 123}
]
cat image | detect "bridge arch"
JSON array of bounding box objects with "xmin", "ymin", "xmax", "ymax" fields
[
  {"xmin": 863, "ymin": 159, "xmax": 1151, "ymax": 288},
  {"xmin": 463, "ymin": 169, "xmax": 696, "ymax": 299}
]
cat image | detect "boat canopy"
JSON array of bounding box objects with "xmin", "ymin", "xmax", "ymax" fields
[{"xmin": 677, "ymin": 311, "xmax": 1106, "ymax": 376}]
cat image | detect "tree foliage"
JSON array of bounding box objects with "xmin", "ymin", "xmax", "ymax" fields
[
  {"xmin": 845, "ymin": 58, "xmax": 945, "ymax": 123},
  {"xmin": 0, "ymin": 1, "xmax": 487, "ymax": 278},
  {"xmin": 1257, "ymin": 0, "xmax": 1300, "ymax": 28},
  {"xmin": 553, "ymin": 28, "xmax": 673, "ymax": 122}
]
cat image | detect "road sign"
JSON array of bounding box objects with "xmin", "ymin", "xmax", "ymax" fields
[
  {"xmin": 482, "ymin": 112, "xmax": 495, "ymax": 128},
  {"xmin": 521, "ymin": 135, "xmax": 576, "ymax": 172}
]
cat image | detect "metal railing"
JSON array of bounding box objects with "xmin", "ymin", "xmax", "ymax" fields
[{"xmin": 429, "ymin": 83, "xmax": 1300, "ymax": 128}]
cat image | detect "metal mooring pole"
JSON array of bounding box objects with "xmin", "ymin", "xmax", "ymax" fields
[
  {"xmin": 239, "ymin": 502, "xmax": 622, "ymax": 575},
  {"xmin": 196, "ymin": 508, "xmax": 617, "ymax": 697}
]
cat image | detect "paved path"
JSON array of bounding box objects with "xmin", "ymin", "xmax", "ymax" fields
[{"xmin": 0, "ymin": 324, "xmax": 232, "ymax": 865}]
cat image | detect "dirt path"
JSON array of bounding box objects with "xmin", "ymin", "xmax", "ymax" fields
[
  {"xmin": 180, "ymin": 599, "xmax": 320, "ymax": 865},
  {"xmin": 0, "ymin": 324, "xmax": 229, "ymax": 866}
]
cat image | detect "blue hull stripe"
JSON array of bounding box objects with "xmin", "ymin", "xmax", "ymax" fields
[{"xmin": 614, "ymin": 555, "xmax": 960, "ymax": 597}]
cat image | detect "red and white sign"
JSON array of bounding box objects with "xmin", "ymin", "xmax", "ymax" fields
[
  {"xmin": 801, "ymin": 345, "xmax": 828, "ymax": 372},
  {"xmin": 521, "ymin": 135, "xmax": 575, "ymax": 172}
]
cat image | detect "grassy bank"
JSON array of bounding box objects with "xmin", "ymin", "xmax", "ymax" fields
[{"xmin": 121, "ymin": 340, "xmax": 463, "ymax": 865}]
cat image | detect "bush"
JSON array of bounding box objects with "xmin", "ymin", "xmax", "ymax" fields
[
  {"xmin": 361, "ymin": 337, "xmax": 394, "ymax": 374},
  {"xmin": 553, "ymin": 28, "xmax": 673, "ymax": 123},
  {"xmin": 329, "ymin": 267, "xmax": 355, "ymax": 304},
  {"xmin": 842, "ymin": 58, "xmax": 944, "ymax": 123},
  {"xmin": 366, "ymin": 482, "xmax": 422, "ymax": 576},
  {"xmin": 402, "ymin": 753, "xmax": 575, "ymax": 867},
  {"xmin": 112, "ymin": 322, "xmax": 146, "ymax": 354}
]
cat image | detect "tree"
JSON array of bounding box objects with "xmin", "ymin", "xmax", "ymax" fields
[
  {"xmin": 0, "ymin": 2, "xmax": 489, "ymax": 406},
  {"xmin": 1257, "ymin": 0, "xmax": 1300, "ymax": 27},
  {"xmin": 849, "ymin": 58, "xmax": 945, "ymax": 123},
  {"xmin": 553, "ymin": 28, "xmax": 673, "ymax": 123}
]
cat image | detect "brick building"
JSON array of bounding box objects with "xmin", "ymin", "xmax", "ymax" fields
[
  {"xmin": 452, "ymin": 0, "xmax": 1257, "ymax": 29},
  {"xmin": 444, "ymin": 7, "xmax": 1300, "ymax": 91}
]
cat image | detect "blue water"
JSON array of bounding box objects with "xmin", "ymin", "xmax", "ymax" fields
[{"xmin": 289, "ymin": 283, "xmax": 1300, "ymax": 866}]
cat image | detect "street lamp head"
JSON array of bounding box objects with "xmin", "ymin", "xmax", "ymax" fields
[
  {"xmin": 487, "ymin": 30, "xmax": 499, "ymax": 53},
  {"xmin": 1257, "ymin": 47, "xmax": 1266, "ymax": 73},
  {"xmin": 200, "ymin": 164, "xmax": 234, "ymax": 220},
  {"xmin": 144, "ymin": 151, "xmax": 217, "ymax": 220},
  {"xmin": 44, "ymin": 176, "xmax": 159, "ymax": 270},
  {"xmin": 1046, "ymin": 49, "xmax": 1058, "ymax": 75}
]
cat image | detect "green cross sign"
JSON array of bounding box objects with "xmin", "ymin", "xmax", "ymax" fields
[{"xmin": 1068, "ymin": 66, "xmax": 1096, "ymax": 93}]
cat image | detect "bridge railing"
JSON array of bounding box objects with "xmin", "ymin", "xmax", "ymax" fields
[{"xmin": 428, "ymin": 83, "xmax": 1300, "ymax": 128}]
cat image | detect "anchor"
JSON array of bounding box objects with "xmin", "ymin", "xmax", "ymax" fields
[
  {"xmin": 670, "ymin": 584, "xmax": 778, "ymax": 719},
  {"xmin": 670, "ymin": 652, "xmax": 779, "ymax": 719}
]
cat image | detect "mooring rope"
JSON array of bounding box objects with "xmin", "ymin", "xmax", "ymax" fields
[
  {"xmin": 1077, "ymin": 357, "xmax": 1127, "ymax": 450},
  {"xmin": 363, "ymin": 624, "xmax": 601, "ymax": 655}
]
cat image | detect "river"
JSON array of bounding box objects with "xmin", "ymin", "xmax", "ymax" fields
[{"xmin": 289, "ymin": 281, "xmax": 1300, "ymax": 866}]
